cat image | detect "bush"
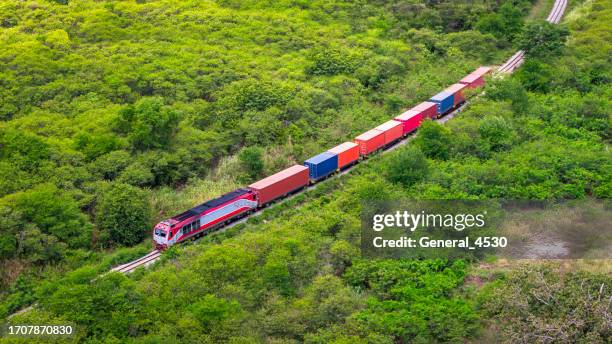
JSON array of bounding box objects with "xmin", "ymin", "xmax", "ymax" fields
[
  {"xmin": 238, "ymin": 146, "xmax": 264, "ymax": 182},
  {"xmin": 386, "ymin": 146, "xmax": 429, "ymax": 187},
  {"xmin": 478, "ymin": 116, "xmax": 515, "ymax": 151},
  {"xmin": 414, "ymin": 121, "xmax": 452, "ymax": 160},
  {"xmin": 3, "ymin": 184, "xmax": 92, "ymax": 249},
  {"xmin": 115, "ymin": 97, "xmax": 181, "ymax": 151},
  {"xmin": 95, "ymin": 183, "xmax": 151, "ymax": 247},
  {"xmin": 306, "ymin": 47, "xmax": 358, "ymax": 76},
  {"xmin": 519, "ymin": 21, "xmax": 569, "ymax": 58}
]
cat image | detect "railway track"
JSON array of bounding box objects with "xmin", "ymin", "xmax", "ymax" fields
[
  {"xmin": 498, "ymin": 0, "xmax": 568, "ymax": 73},
  {"xmin": 109, "ymin": 249, "xmax": 162, "ymax": 274},
  {"xmin": 109, "ymin": 0, "xmax": 569, "ymax": 275}
]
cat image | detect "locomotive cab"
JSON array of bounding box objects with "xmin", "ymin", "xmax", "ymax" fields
[{"xmin": 153, "ymin": 220, "xmax": 174, "ymax": 249}]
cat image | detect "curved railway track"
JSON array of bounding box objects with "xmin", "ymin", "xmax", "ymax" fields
[
  {"xmin": 110, "ymin": 0, "xmax": 570, "ymax": 274},
  {"xmin": 498, "ymin": 0, "xmax": 568, "ymax": 73}
]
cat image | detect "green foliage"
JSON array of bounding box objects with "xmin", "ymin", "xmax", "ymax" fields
[
  {"xmin": 95, "ymin": 183, "xmax": 151, "ymax": 247},
  {"xmin": 385, "ymin": 146, "xmax": 429, "ymax": 187},
  {"xmin": 2, "ymin": 184, "xmax": 92, "ymax": 249},
  {"xmin": 519, "ymin": 21, "xmax": 570, "ymax": 58},
  {"xmin": 345, "ymin": 259, "xmax": 479, "ymax": 343},
  {"xmin": 189, "ymin": 294, "xmax": 243, "ymax": 329},
  {"xmin": 0, "ymin": 129, "xmax": 50, "ymax": 172},
  {"xmin": 238, "ymin": 146, "xmax": 264, "ymax": 183},
  {"xmin": 515, "ymin": 59, "xmax": 554, "ymax": 92},
  {"xmin": 306, "ymin": 47, "xmax": 358, "ymax": 76},
  {"xmin": 485, "ymin": 77, "xmax": 529, "ymax": 113},
  {"xmin": 478, "ymin": 115, "xmax": 516, "ymax": 151},
  {"xmin": 414, "ymin": 120, "xmax": 452, "ymax": 160},
  {"xmin": 476, "ymin": 2, "xmax": 525, "ymax": 42},
  {"xmin": 115, "ymin": 97, "xmax": 181, "ymax": 151},
  {"xmin": 39, "ymin": 271, "xmax": 143, "ymax": 339}
]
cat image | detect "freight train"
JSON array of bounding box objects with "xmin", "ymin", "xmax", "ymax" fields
[{"xmin": 153, "ymin": 67, "xmax": 492, "ymax": 249}]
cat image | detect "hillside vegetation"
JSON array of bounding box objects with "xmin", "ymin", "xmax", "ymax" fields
[
  {"xmin": 2, "ymin": 0, "xmax": 610, "ymax": 342},
  {"xmin": 0, "ymin": 0, "xmax": 535, "ymax": 288}
]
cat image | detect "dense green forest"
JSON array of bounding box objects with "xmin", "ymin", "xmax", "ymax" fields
[
  {"xmin": 1, "ymin": 0, "xmax": 611, "ymax": 342},
  {"xmin": 0, "ymin": 0, "xmax": 537, "ymax": 285}
]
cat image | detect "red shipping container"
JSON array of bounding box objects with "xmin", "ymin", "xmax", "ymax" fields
[
  {"xmin": 375, "ymin": 120, "xmax": 403, "ymax": 146},
  {"xmin": 459, "ymin": 66, "xmax": 492, "ymax": 88},
  {"xmin": 328, "ymin": 142, "xmax": 359, "ymax": 170},
  {"xmin": 249, "ymin": 165, "xmax": 309, "ymax": 205},
  {"xmin": 394, "ymin": 110, "xmax": 423, "ymax": 134},
  {"xmin": 410, "ymin": 101, "xmax": 438, "ymax": 119},
  {"xmin": 445, "ymin": 83, "xmax": 468, "ymax": 107},
  {"xmin": 355, "ymin": 129, "xmax": 385, "ymax": 156}
]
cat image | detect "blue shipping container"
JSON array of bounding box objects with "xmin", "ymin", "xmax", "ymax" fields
[
  {"xmin": 304, "ymin": 152, "xmax": 338, "ymax": 181},
  {"xmin": 429, "ymin": 91, "xmax": 454, "ymax": 115}
]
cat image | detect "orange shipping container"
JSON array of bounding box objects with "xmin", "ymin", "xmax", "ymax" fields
[
  {"xmin": 375, "ymin": 120, "xmax": 403, "ymax": 145},
  {"xmin": 249, "ymin": 165, "xmax": 309, "ymax": 205},
  {"xmin": 328, "ymin": 142, "xmax": 359, "ymax": 169},
  {"xmin": 445, "ymin": 83, "xmax": 468, "ymax": 107},
  {"xmin": 355, "ymin": 129, "xmax": 385, "ymax": 156}
]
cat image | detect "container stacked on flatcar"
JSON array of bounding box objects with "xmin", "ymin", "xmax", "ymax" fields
[
  {"xmin": 394, "ymin": 110, "xmax": 423, "ymax": 135},
  {"xmin": 328, "ymin": 142, "xmax": 359, "ymax": 170},
  {"xmin": 249, "ymin": 165, "xmax": 309, "ymax": 205},
  {"xmin": 460, "ymin": 67, "xmax": 492, "ymax": 88},
  {"xmin": 355, "ymin": 129, "xmax": 386, "ymax": 156},
  {"xmin": 410, "ymin": 101, "xmax": 438, "ymax": 120},
  {"xmin": 429, "ymin": 91, "xmax": 455, "ymax": 116},
  {"xmin": 304, "ymin": 152, "xmax": 338, "ymax": 182},
  {"xmin": 444, "ymin": 83, "xmax": 468, "ymax": 107},
  {"xmin": 375, "ymin": 120, "xmax": 404, "ymax": 146}
]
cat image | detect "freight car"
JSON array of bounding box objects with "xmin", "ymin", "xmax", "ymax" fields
[
  {"xmin": 394, "ymin": 110, "xmax": 423, "ymax": 135},
  {"xmin": 375, "ymin": 120, "xmax": 404, "ymax": 147},
  {"xmin": 460, "ymin": 67, "xmax": 492, "ymax": 88},
  {"xmin": 304, "ymin": 152, "xmax": 338, "ymax": 182},
  {"xmin": 355, "ymin": 129, "xmax": 386, "ymax": 156},
  {"xmin": 444, "ymin": 83, "xmax": 468, "ymax": 107},
  {"xmin": 429, "ymin": 91, "xmax": 455, "ymax": 116},
  {"xmin": 153, "ymin": 67, "xmax": 492, "ymax": 249},
  {"xmin": 328, "ymin": 142, "xmax": 359, "ymax": 170},
  {"xmin": 248, "ymin": 165, "xmax": 309, "ymax": 205}
]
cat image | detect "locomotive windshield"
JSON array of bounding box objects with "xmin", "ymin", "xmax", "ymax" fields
[{"xmin": 155, "ymin": 228, "xmax": 167, "ymax": 238}]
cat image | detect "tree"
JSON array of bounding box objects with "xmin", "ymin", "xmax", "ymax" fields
[
  {"xmin": 519, "ymin": 21, "xmax": 569, "ymax": 58},
  {"xmin": 485, "ymin": 77, "xmax": 529, "ymax": 113},
  {"xmin": 5, "ymin": 184, "xmax": 92, "ymax": 249},
  {"xmin": 414, "ymin": 121, "xmax": 452, "ymax": 160},
  {"xmin": 515, "ymin": 60, "xmax": 553, "ymax": 93},
  {"xmin": 386, "ymin": 146, "xmax": 429, "ymax": 187},
  {"xmin": 475, "ymin": 3, "xmax": 524, "ymax": 42},
  {"xmin": 306, "ymin": 47, "xmax": 357, "ymax": 76},
  {"xmin": 115, "ymin": 97, "xmax": 180, "ymax": 151},
  {"xmin": 95, "ymin": 183, "xmax": 151, "ymax": 247},
  {"xmin": 238, "ymin": 146, "xmax": 264, "ymax": 182},
  {"xmin": 479, "ymin": 116, "xmax": 515, "ymax": 152},
  {"xmin": 189, "ymin": 294, "xmax": 242, "ymax": 329}
]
